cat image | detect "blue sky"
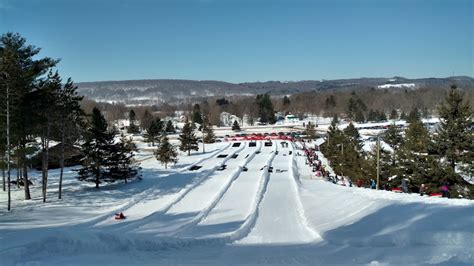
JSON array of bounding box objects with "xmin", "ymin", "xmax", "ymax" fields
[{"xmin": 0, "ymin": 0, "xmax": 472, "ymax": 82}]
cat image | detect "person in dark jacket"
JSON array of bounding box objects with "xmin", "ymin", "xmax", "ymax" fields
[
  {"xmin": 440, "ymin": 184, "xmax": 450, "ymax": 198},
  {"xmin": 370, "ymin": 179, "xmax": 376, "ymax": 189},
  {"xmin": 401, "ymin": 178, "xmax": 409, "ymax": 193}
]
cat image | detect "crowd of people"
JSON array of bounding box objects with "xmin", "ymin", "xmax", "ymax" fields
[
  {"xmin": 299, "ymin": 141, "xmax": 451, "ymax": 198},
  {"xmin": 302, "ymin": 144, "xmax": 330, "ymax": 179}
]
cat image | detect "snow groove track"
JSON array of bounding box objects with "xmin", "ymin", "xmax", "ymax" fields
[
  {"xmin": 180, "ymin": 141, "xmax": 272, "ymax": 239},
  {"xmin": 178, "ymin": 143, "xmax": 232, "ymax": 173},
  {"xmin": 229, "ymin": 141, "xmax": 277, "ymax": 241},
  {"xmin": 132, "ymin": 143, "xmax": 248, "ymax": 235},
  {"xmin": 175, "ymin": 141, "xmax": 264, "ymax": 237},
  {"xmin": 238, "ymin": 141, "xmax": 319, "ymax": 244},
  {"xmin": 288, "ymin": 143, "xmax": 321, "ymax": 241},
  {"xmin": 95, "ymin": 143, "xmax": 232, "ymax": 227}
]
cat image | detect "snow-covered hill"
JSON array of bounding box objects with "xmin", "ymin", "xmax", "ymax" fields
[
  {"xmin": 76, "ymin": 76, "xmax": 474, "ymax": 105},
  {"xmin": 0, "ymin": 140, "xmax": 472, "ymax": 265}
]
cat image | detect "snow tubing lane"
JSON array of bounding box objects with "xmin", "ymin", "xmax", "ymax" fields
[
  {"xmin": 174, "ymin": 142, "xmax": 263, "ymax": 236},
  {"xmin": 93, "ymin": 143, "xmax": 233, "ymax": 228},
  {"xmin": 229, "ymin": 141, "xmax": 278, "ymax": 242}
]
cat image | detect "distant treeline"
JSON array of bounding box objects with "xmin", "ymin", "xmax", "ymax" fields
[{"xmin": 85, "ymin": 86, "xmax": 474, "ymax": 126}]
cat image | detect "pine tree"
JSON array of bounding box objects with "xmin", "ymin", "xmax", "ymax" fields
[
  {"xmin": 165, "ymin": 120, "xmax": 175, "ymax": 133},
  {"xmin": 407, "ymin": 107, "xmax": 421, "ymax": 123},
  {"xmin": 400, "ymin": 111, "xmax": 407, "ymax": 121},
  {"xmin": 395, "ymin": 115, "xmax": 432, "ymax": 189},
  {"xmin": 383, "ymin": 124, "xmax": 403, "ymax": 149},
  {"xmin": 144, "ymin": 117, "xmax": 163, "ymax": 146},
  {"xmin": 256, "ymin": 94, "xmax": 276, "ymax": 124},
  {"xmin": 324, "ymin": 94, "xmax": 337, "ymax": 117},
  {"xmin": 367, "ymin": 109, "xmax": 378, "ymax": 122},
  {"xmin": 347, "ymin": 95, "xmax": 367, "ymax": 121},
  {"xmin": 305, "ymin": 122, "xmax": 316, "ymax": 139},
  {"xmin": 389, "ymin": 109, "xmax": 398, "ymax": 120},
  {"xmin": 232, "ymin": 120, "xmax": 241, "ymax": 131},
  {"xmin": 321, "ymin": 117, "xmax": 344, "ymax": 169},
  {"xmin": 78, "ymin": 108, "xmax": 115, "ymax": 188},
  {"xmin": 36, "ymin": 71, "xmax": 62, "ymax": 203},
  {"xmin": 108, "ymin": 134, "xmax": 139, "ymax": 184},
  {"xmin": 0, "ymin": 32, "xmax": 58, "ymax": 204},
  {"xmin": 179, "ymin": 121, "xmax": 199, "ymax": 156},
  {"xmin": 343, "ymin": 122, "xmax": 363, "ymax": 152},
  {"xmin": 154, "ymin": 135, "xmax": 178, "ymax": 169},
  {"xmin": 404, "ymin": 118, "xmax": 430, "ymax": 153},
  {"xmin": 56, "ymin": 77, "xmax": 84, "ymax": 199},
  {"xmin": 192, "ymin": 104, "xmax": 203, "ymax": 125},
  {"xmin": 282, "ymin": 96, "xmax": 291, "ymax": 106},
  {"xmin": 367, "ymin": 143, "xmax": 395, "ymax": 188},
  {"xmin": 203, "ymin": 124, "xmax": 216, "ymax": 143},
  {"xmin": 128, "ymin": 109, "xmax": 139, "ymax": 134},
  {"xmin": 435, "ymin": 85, "xmax": 473, "ymax": 172},
  {"xmin": 354, "ymin": 110, "xmax": 365, "ymax": 123},
  {"xmin": 140, "ymin": 109, "xmax": 154, "ymax": 131}
]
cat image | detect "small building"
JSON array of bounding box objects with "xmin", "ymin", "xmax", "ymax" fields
[{"xmin": 220, "ymin": 112, "xmax": 240, "ymax": 127}]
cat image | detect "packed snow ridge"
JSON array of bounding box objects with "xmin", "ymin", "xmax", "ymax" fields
[{"xmin": 0, "ymin": 140, "xmax": 473, "ymax": 265}]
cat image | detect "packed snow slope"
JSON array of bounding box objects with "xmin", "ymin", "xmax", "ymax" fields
[{"xmin": 0, "ymin": 141, "xmax": 473, "ymax": 265}]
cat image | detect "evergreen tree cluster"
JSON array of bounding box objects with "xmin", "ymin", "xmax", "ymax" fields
[
  {"xmin": 305, "ymin": 122, "xmax": 317, "ymax": 139},
  {"xmin": 232, "ymin": 120, "xmax": 241, "ymax": 131},
  {"xmin": 202, "ymin": 117, "xmax": 216, "ymax": 143},
  {"xmin": 322, "ymin": 86, "xmax": 473, "ymax": 198},
  {"xmin": 346, "ymin": 93, "xmax": 367, "ymax": 122},
  {"xmin": 78, "ymin": 108, "xmax": 139, "ymax": 188},
  {"xmin": 0, "ymin": 33, "xmax": 143, "ymax": 210},
  {"xmin": 366, "ymin": 109, "xmax": 387, "ymax": 122},
  {"xmin": 127, "ymin": 109, "xmax": 140, "ymax": 134},
  {"xmin": 0, "ymin": 33, "xmax": 84, "ymax": 208},
  {"xmin": 179, "ymin": 120, "xmax": 199, "ymax": 156},
  {"xmin": 256, "ymin": 94, "xmax": 276, "ymax": 124}
]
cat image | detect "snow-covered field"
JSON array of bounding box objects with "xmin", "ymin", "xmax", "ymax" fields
[{"xmin": 0, "ymin": 140, "xmax": 473, "ymax": 265}]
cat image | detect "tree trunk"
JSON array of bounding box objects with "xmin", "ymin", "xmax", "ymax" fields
[
  {"xmin": 124, "ymin": 166, "xmax": 128, "ymax": 184},
  {"xmin": 95, "ymin": 168, "xmax": 99, "ymax": 188},
  {"xmin": 41, "ymin": 137, "xmax": 47, "ymax": 202},
  {"xmin": 42, "ymin": 121, "xmax": 50, "ymax": 203},
  {"xmin": 59, "ymin": 126, "xmax": 65, "ymax": 199},
  {"xmin": 16, "ymin": 157, "xmax": 20, "ymax": 188},
  {"xmin": 23, "ymin": 157, "xmax": 31, "ymax": 200},
  {"xmin": 6, "ymin": 79, "xmax": 11, "ymax": 210},
  {"xmin": 1, "ymin": 156, "xmax": 5, "ymax": 192}
]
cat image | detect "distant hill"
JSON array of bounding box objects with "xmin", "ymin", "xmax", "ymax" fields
[{"xmin": 76, "ymin": 76, "xmax": 474, "ymax": 105}]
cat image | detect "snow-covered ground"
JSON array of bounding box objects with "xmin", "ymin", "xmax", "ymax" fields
[{"xmin": 0, "ymin": 140, "xmax": 473, "ymax": 265}]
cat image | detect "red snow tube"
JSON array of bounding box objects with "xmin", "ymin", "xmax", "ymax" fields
[
  {"xmin": 391, "ymin": 188, "xmax": 403, "ymax": 193},
  {"xmin": 429, "ymin": 193, "xmax": 442, "ymax": 198},
  {"xmin": 115, "ymin": 212, "xmax": 126, "ymax": 220}
]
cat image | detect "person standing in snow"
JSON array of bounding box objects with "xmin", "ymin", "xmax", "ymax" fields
[
  {"xmin": 370, "ymin": 179, "xmax": 376, "ymax": 189},
  {"xmin": 440, "ymin": 184, "xmax": 450, "ymax": 198},
  {"xmin": 401, "ymin": 178, "xmax": 409, "ymax": 193},
  {"xmin": 419, "ymin": 184, "xmax": 427, "ymax": 196}
]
